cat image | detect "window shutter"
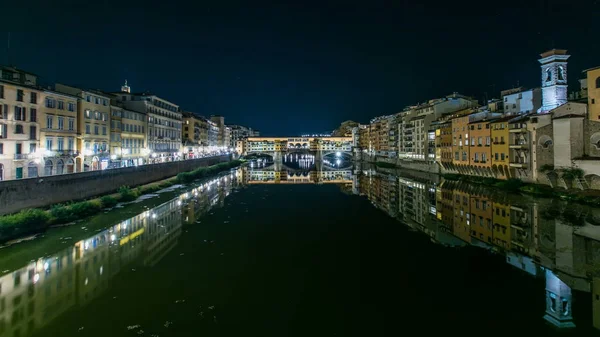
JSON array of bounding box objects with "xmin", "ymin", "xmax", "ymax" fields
[
  {"xmin": 22, "ymin": 107, "xmax": 26, "ymax": 121},
  {"xmin": 3, "ymin": 105, "xmax": 7, "ymax": 119}
]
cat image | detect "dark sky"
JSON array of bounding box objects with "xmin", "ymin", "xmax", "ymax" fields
[{"xmin": 2, "ymin": 0, "xmax": 599, "ymax": 135}]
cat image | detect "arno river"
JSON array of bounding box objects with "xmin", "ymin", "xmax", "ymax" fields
[{"xmin": 0, "ymin": 159, "xmax": 600, "ymax": 336}]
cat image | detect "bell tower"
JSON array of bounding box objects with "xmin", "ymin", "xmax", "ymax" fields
[
  {"xmin": 121, "ymin": 80, "xmax": 131, "ymax": 93},
  {"xmin": 538, "ymin": 49, "xmax": 570, "ymax": 113}
]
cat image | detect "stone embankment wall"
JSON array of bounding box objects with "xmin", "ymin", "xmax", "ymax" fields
[
  {"xmin": 0, "ymin": 155, "xmax": 231, "ymax": 215},
  {"xmin": 357, "ymin": 153, "xmax": 440, "ymax": 174}
]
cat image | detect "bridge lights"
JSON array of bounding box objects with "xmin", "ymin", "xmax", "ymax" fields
[{"xmin": 336, "ymin": 151, "xmax": 341, "ymax": 157}]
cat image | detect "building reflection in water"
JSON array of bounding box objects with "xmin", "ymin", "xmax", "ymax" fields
[
  {"xmin": 0, "ymin": 172, "xmax": 240, "ymax": 337},
  {"xmin": 355, "ymin": 168, "xmax": 600, "ymax": 331}
]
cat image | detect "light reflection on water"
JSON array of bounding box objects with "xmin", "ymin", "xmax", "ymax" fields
[
  {"xmin": 0, "ymin": 170, "xmax": 241, "ymax": 337},
  {"xmin": 2, "ymin": 165, "xmax": 600, "ymax": 335}
]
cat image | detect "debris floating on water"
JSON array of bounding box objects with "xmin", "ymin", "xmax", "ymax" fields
[{"xmin": 127, "ymin": 325, "xmax": 141, "ymax": 330}]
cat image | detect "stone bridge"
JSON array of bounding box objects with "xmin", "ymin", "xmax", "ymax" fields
[{"xmin": 238, "ymin": 136, "xmax": 353, "ymax": 158}]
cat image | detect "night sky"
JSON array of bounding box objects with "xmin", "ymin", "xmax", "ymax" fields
[{"xmin": 2, "ymin": 0, "xmax": 599, "ymax": 135}]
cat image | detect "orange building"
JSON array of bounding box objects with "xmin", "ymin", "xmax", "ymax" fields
[
  {"xmin": 467, "ymin": 118, "xmax": 494, "ymax": 173},
  {"xmin": 469, "ymin": 193, "xmax": 493, "ymax": 244},
  {"xmin": 451, "ymin": 115, "xmax": 470, "ymax": 169},
  {"xmin": 436, "ymin": 120, "xmax": 453, "ymax": 168},
  {"xmin": 452, "ymin": 187, "xmax": 471, "ymax": 243}
]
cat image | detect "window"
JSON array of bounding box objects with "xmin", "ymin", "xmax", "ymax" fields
[
  {"xmin": 95, "ymin": 97, "xmax": 100, "ymax": 104},
  {"xmin": 0, "ymin": 123, "xmax": 6, "ymax": 138},
  {"xmin": 86, "ymin": 95, "xmax": 91, "ymax": 102},
  {"xmin": 102, "ymin": 99, "xmax": 107, "ymax": 106},
  {"xmin": 14, "ymin": 106, "xmax": 25, "ymax": 121},
  {"xmin": 102, "ymin": 126, "xmax": 106, "ymax": 135},
  {"xmin": 68, "ymin": 118, "xmax": 74, "ymax": 131},
  {"xmin": 45, "ymin": 97, "xmax": 55, "ymax": 108},
  {"xmin": 67, "ymin": 137, "xmax": 74, "ymax": 150},
  {"xmin": 94, "ymin": 125, "xmax": 99, "ymax": 135},
  {"xmin": 454, "ymin": 152, "xmax": 459, "ymax": 160},
  {"xmin": 85, "ymin": 110, "xmax": 91, "ymax": 118},
  {"xmin": 30, "ymin": 108, "xmax": 36, "ymax": 122},
  {"xmin": 501, "ymin": 153, "xmax": 505, "ymax": 160},
  {"xmin": 0, "ymin": 104, "xmax": 5, "ymax": 119},
  {"xmin": 0, "ymin": 143, "xmax": 3, "ymax": 154},
  {"xmin": 546, "ymin": 68, "xmax": 552, "ymax": 82},
  {"xmin": 558, "ymin": 66, "xmax": 565, "ymax": 81},
  {"xmin": 68, "ymin": 102, "xmax": 75, "ymax": 112},
  {"xmin": 593, "ymin": 99, "xmax": 596, "ymax": 104},
  {"xmin": 29, "ymin": 143, "xmax": 36, "ymax": 154},
  {"xmin": 46, "ymin": 116, "xmax": 53, "ymax": 129},
  {"xmin": 30, "ymin": 92, "xmax": 37, "ymax": 104},
  {"xmin": 474, "ymin": 153, "xmax": 479, "ymax": 162},
  {"xmin": 495, "ymin": 153, "xmax": 498, "ymax": 160},
  {"xmin": 57, "ymin": 101, "xmax": 64, "ymax": 110},
  {"xmin": 500, "ymin": 136, "xmax": 504, "ymax": 143},
  {"xmin": 29, "ymin": 126, "xmax": 36, "ymax": 140},
  {"xmin": 470, "ymin": 138, "xmax": 475, "ymax": 146},
  {"xmin": 57, "ymin": 117, "xmax": 64, "ymax": 130},
  {"xmin": 46, "ymin": 138, "xmax": 53, "ymax": 150},
  {"xmin": 596, "ymin": 77, "xmax": 600, "ymax": 89},
  {"xmin": 16, "ymin": 89, "xmax": 23, "ymax": 102},
  {"xmin": 482, "ymin": 153, "xmax": 487, "ymax": 163},
  {"xmin": 57, "ymin": 137, "xmax": 64, "ymax": 151},
  {"xmin": 531, "ymin": 117, "xmax": 538, "ymax": 123},
  {"xmin": 486, "ymin": 137, "xmax": 490, "ymax": 146},
  {"xmin": 0, "ymin": 85, "xmax": 3, "ymax": 98},
  {"xmin": 85, "ymin": 124, "xmax": 90, "ymax": 134},
  {"xmin": 15, "ymin": 124, "xmax": 23, "ymax": 134},
  {"xmin": 477, "ymin": 124, "xmax": 482, "ymax": 130}
]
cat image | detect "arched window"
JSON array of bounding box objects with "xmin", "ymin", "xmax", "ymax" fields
[
  {"xmin": 66, "ymin": 158, "xmax": 74, "ymax": 173},
  {"xmin": 56, "ymin": 159, "xmax": 64, "ymax": 175},
  {"xmin": 596, "ymin": 76, "xmax": 600, "ymax": 89},
  {"xmin": 44, "ymin": 160, "xmax": 53, "ymax": 176},
  {"xmin": 558, "ymin": 66, "xmax": 565, "ymax": 81},
  {"xmin": 28, "ymin": 162, "xmax": 38, "ymax": 178},
  {"xmin": 546, "ymin": 68, "xmax": 552, "ymax": 82}
]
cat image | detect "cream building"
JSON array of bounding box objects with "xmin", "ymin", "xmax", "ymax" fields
[
  {"xmin": 40, "ymin": 89, "xmax": 79, "ymax": 175},
  {"xmin": 114, "ymin": 82, "xmax": 182, "ymax": 163},
  {"xmin": 55, "ymin": 84, "xmax": 112, "ymax": 171},
  {"xmin": 0, "ymin": 66, "xmax": 43, "ymax": 180}
]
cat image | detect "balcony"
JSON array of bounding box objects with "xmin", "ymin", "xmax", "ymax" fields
[
  {"xmin": 41, "ymin": 128, "xmax": 77, "ymax": 135},
  {"xmin": 509, "ymin": 128, "xmax": 527, "ymax": 133},
  {"xmin": 509, "ymin": 141, "xmax": 528, "ymax": 150},
  {"xmin": 14, "ymin": 153, "xmax": 33, "ymax": 160},
  {"xmin": 509, "ymin": 159, "xmax": 528, "ymax": 168},
  {"xmin": 49, "ymin": 150, "xmax": 79, "ymax": 157}
]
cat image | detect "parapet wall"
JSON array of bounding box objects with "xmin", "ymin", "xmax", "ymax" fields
[{"xmin": 0, "ymin": 155, "xmax": 231, "ymax": 215}]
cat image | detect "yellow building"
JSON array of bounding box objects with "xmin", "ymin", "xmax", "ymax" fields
[
  {"xmin": 110, "ymin": 104, "xmax": 147, "ymax": 167},
  {"xmin": 492, "ymin": 202, "xmax": 511, "ymax": 249},
  {"xmin": 585, "ymin": 66, "xmax": 600, "ymax": 120},
  {"xmin": 40, "ymin": 89, "xmax": 79, "ymax": 175},
  {"xmin": 451, "ymin": 115, "xmax": 470, "ymax": 168},
  {"xmin": 0, "ymin": 66, "xmax": 43, "ymax": 180},
  {"xmin": 55, "ymin": 84, "xmax": 112, "ymax": 171},
  {"xmin": 490, "ymin": 117, "xmax": 511, "ymax": 179}
]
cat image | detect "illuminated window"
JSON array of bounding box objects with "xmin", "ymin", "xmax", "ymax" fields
[{"xmin": 546, "ymin": 68, "xmax": 552, "ymax": 82}]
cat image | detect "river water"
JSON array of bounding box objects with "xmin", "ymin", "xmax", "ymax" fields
[{"xmin": 0, "ymin": 162, "xmax": 600, "ymax": 336}]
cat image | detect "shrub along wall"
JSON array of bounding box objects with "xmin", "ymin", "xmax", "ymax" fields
[
  {"xmin": 0, "ymin": 159, "xmax": 242, "ymax": 244},
  {"xmin": 0, "ymin": 155, "xmax": 230, "ymax": 216}
]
